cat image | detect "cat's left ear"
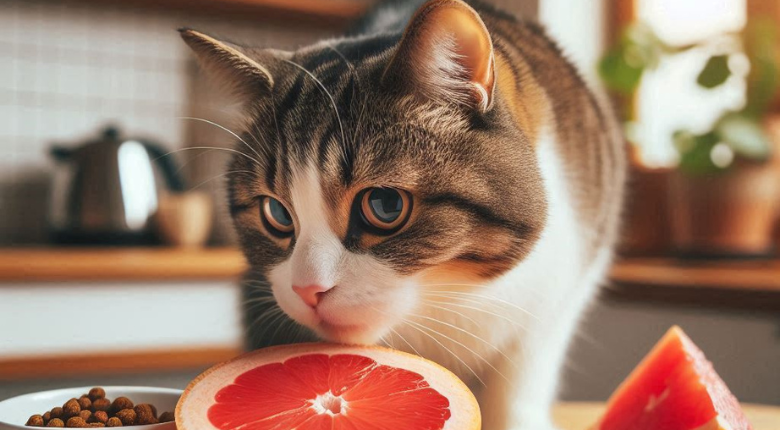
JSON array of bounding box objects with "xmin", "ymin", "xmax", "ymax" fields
[
  {"xmin": 383, "ymin": 0, "xmax": 496, "ymax": 113},
  {"xmin": 179, "ymin": 28, "xmax": 276, "ymax": 107}
]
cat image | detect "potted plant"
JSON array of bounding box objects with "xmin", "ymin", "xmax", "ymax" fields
[{"xmin": 600, "ymin": 20, "xmax": 780, "ymax": 257}]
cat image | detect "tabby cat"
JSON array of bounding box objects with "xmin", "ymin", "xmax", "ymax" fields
[{"xmin": 180, "ymin": 0, "xmax": 625, "ymax": 428}]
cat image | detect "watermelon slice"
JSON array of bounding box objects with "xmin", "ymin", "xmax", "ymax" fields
[{"xmin": 594, "ymin": 326, "xmax": 753, "ymax": 430}]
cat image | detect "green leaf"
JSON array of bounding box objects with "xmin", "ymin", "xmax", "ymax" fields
[
  {"xmin": 714, "ymin": 113, "xmax": 772, "ymax": 160},
  {"xmin": 598, "ymin": 47, "xmax": 644, "ymax": 94},
  {"xmin": 744, "ymin": 19, "xmax": 780, "ymax": 117},
  {"xmin": 697, "ymin": 55, "xmax": 731, "ymax": 89},
  {"xmin": 675, "ymin": 131, "xmax": 723, "ymax": 175}
]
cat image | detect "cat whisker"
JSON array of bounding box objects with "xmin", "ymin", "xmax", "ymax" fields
[
  {"xmin": 241, "ymin": 296, "xmax": 277, "ymax": 306},
  {"xmin": 406, "ymin": 315, "xmax": 513, "ymax": 383},
  {"xmin": 422, "ymin": 282, "xmax": 547, "ymax": 298},
  {"xmin": 246, "ymin": 305, "xmax": 283, "ymax": 335},
  {"xmin": 398, "ymin": 318, "xmax": 486, "ymax": 387},
  {"xmin": 269, "ymin": 313, "xmax": 296, "ymax": 343},
  {"xmin": 243, "ymin": 279, "xmax": 271, "ymax": 287},
  {"xmin": 156, "ymin": 146, "xmax": 262, "ymax": 168},
  {"xmin": 389, "ymin": 326, "xmax": 422, "ymax": 357},
  {"xmin": 423, "ymin": 302, "xmax": 482, "ymax": 328},
  {"xmin": 282, "ymin": 59, "xmax": 347, "ymax": 149},
  {"xmin": 423, "ymin": 290, "xmax": 541, "ymax": 321},
  {"xmin": 326, "ymin": 43, "xmax": 361, "ymax": 164},
  {"xmin": 326, "ymin": 43, "xmax": 368, "ymax": 147},
  {"xmin": 254, "ymin": 307, "xmax": 287, "ymax": 342},
  {"xmin": 189, "ymin": 170, "xmax": 258, "ymax": 191},
  {"xmin": 421, "ymin": 298, "xmax": 529, "ymax": 332},
  {"xmin": 178, "ymin": 116, "xmax": 267, "ymax": 163}
]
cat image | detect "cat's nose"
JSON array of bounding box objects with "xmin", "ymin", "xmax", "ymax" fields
[{"xmin": 292, "ymin": 284, "xmax": 333, "ymax": 308}]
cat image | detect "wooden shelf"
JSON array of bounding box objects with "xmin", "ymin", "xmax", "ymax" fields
[
  {"xmin": 0, "ymin": 346, "xmax": 242, "ymax": 381},
  {"xmin": 610, "ymin": 257, "xmax": 780, "ymax": 292},
  {"xmin": 2, "ymin": 248, "xmax": 779, "ymax": 296},
  {"xmin": 0, "ymin": 247, "xmax": 248, "ymax": 282},
  {"xmin": 101, "ymin": 0, "xmax": 371, "ymax": 27}
]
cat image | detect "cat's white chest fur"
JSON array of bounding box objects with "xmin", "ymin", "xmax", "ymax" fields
[{"xmin": 402, "ymin": 128, "xmax": 610, "ymax": 430}]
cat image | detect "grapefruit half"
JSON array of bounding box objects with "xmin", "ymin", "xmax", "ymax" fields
[
  {"xmin": 594, "ymin": 326, "xmax": 753, "ymax": 430},
  {"xmin": 176, "ymin": 343, "xmax": 481, "ymax": 430}
]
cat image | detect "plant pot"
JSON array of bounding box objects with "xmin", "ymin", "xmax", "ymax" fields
[
  {"xmin": 667, "ymin": 161, "xmax": 780, "ymax": 258},
  {"xmin": 619, "ymin": 164, "xmax": 674, "ymax": 256}
]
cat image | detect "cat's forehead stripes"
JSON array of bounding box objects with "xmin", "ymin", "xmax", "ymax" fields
[{"xmin": 225, "ymin": 23, "xmax": 556, "ymax": 281}]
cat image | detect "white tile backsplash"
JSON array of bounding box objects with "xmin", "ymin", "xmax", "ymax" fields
[{"xmin": 0, "ymin": 0, "xmax": 338, "ymax": 244}]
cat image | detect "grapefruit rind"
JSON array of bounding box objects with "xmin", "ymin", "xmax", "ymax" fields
[{"xmin": 176, "ymin": 343, "xmax": 481, "ymax": 430}]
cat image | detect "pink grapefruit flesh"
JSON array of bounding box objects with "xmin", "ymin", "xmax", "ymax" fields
[
  {"xmin": 176, "ymin": 343, "xmax": 480, "ymax": 430},
  {"xmin": 594, "ymin": 326, "xmax": 753, "ymax": 430}
]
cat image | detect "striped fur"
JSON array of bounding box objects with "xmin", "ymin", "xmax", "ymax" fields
[{"xmin": 181, "ymin": 1, "xmax": 625, "ymax": 428}]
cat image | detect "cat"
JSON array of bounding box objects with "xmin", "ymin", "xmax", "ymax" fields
[{"xmin": 180, "ymin": 0, "xmax": 626, "ymax": 428}]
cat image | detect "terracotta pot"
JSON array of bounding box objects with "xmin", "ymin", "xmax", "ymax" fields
[
  {"xmin": 667, "ymin": 117, "xmax": 780, "ymax": 257},
  {"xmin": 668, "ymin": 165, "xmax": 779, "ymax": 256},
  {"xmin": 619, "ymin": 164, "xmax": 674, "ymax": 256}
]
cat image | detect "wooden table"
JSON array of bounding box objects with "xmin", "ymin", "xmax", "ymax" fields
[{"xmin": 553, "ymin": 402, "xmax": 780, "ymax": 430}]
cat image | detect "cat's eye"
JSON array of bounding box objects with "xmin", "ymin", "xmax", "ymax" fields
[
  {"xmin": 261, "ymin": 196, "xmax": 294, "ymax": 236},
  {"xmin": 360, "ymin": 188, "xmax": 411, "ymax": 232}
]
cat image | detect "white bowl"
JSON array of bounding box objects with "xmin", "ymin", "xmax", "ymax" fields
[{"xmin": 0, "ymin": 386, "xmax": 181, "ymax": 429}]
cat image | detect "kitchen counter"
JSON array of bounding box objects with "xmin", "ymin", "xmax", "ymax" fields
[
  {"xmin": 553, "ymin": 402, "xmax": 779, "ymax": 430},
  {"xmin": 0, "ymin": 247, "xmax": 246, "ymax": 282}
]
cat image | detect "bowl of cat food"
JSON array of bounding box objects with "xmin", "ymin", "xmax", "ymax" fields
[{"xmin": 0, "ymin": 387, "xmax": 180, "ymax": 429}]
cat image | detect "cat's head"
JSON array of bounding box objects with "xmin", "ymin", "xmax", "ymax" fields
[{"xmin": 181, "ymin": 0, "xmax": 547, "ymax": 344}]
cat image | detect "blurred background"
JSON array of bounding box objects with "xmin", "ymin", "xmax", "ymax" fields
[{"xmin": 0, "ymin": 0, "xmax": 778, "ymax": 407}]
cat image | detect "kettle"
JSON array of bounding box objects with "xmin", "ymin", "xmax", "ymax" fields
[{"xmin": 48, "ymin": 126, "xmax": 186, "ymax": 244}]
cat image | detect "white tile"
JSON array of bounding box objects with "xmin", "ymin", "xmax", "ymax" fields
[
  {"xmin": 15, "ymin": 106, "xmax": 42, "ymax": 139},
  {"xmin": 54, "ymin": 3, "xmax": 90, "ymax": 50},
  {"xmin": 133, "ymin": 69, "xmax": 157, "ymax": 100},
  {"xmin": 34, "ymin": 60, "xmax": 59, "ymax": 94},
  {"xmin": 0, "ymin": 1, "xmax": 18, "ymax": 43},
  {"xmin": 13, "ymin": 57, "xmax": 37, "ymax": 94},
  {"xmin": 55, "ymin": 110, "xmax": 90, "ymax": 140},
  {"xmin": 0, "ymin": 106, "xmax": 16, "ymax": 137},
  {"xmin": 11, "ymin": 1, "xmax": 40, "ymax": 43},
  {"xmin": 109, "ymin": 67, "xmax": 137, "ymax": 101},
  {"xmin": 0, "ymin": 58, "xmax": 15, "ymax": 91},
  {"xmin": 55, "ymin": 63, "xmax": 88, "ymax": 97}
]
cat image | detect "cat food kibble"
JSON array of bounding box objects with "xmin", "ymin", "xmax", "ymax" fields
[
  {"xmin": 91, "ymin": 411, "xmax": 108, "ymax": 425},
  {"xmin": 46, "ymin": 418, "xmax": 64, "ymax": 427},
  {"xmin": 50, "ymin": 408, "xmax": 63, "ymax": 420},
  {"xmin": 106, "ymin": 418, "xmax": 122, "ymax": 427},
  {"xmin": 133, "ymin": 404, "xmax": 157, "ymax": 425},
  {"xmin": 109, "ymin": 397, "xmax": 134, "ymax": 414},
  {"xmin": 157, "ymin": 412, "xmax": 174, "ymax": 424},
  {"xmin": 91, "ymin": 399, "xmax": 110, "ymax": 412},
  {"xmin": 66, "ymin": 417, "xmax": 87, "ymax": 428},
  {"xmin": 88, "ymin": 388, "xmax": 105, "ymax": 402},
  {"xmin": 62, "ymin": 399, "xmax": 81, "ymax": 419},
  {"xmin": 114, "ymin": 409, "xmax": 136, "ymax": 426},
  {"xmin": 24, "ymin": 388, "xmax": 173, "ymax": 427},
  {"xmin": 78, "ymin": 396, "xmax": 92, "ymax": 411},
  {"xmin": 26, "ymin": 416, "xmax": 45, "ymax": 426}
]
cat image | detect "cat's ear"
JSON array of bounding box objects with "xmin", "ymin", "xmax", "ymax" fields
[
  {"xmin": 383, "ymin": 0, "xmax": 496, "ymax": 113},
  {"xmin": 179, "ymin": 28, "xmax": 275, "ymax": 105}
]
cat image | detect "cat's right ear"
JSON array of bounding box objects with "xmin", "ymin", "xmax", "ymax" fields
[
  {"xmin": 382, "ymin": 0, "xmax": 496, "ymax": 113},
  {"xmin": 179, "ymin": 28, "xmax": 275, "ymax": 105}
]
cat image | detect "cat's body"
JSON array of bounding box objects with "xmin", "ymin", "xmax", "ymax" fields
[{"xmin": 181, "ymin": 1, "xmax": 625, "ymax": 428}]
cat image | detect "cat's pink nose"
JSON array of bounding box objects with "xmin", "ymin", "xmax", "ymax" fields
[{"xmin": 292, "ymin": 284, "xmax": 332, "ymax": 308}]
